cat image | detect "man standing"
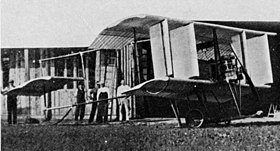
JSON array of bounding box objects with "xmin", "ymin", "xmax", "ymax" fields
[
  {"xmin": 96, "ymin": 81, "xmax": 110, "ymax": 123},
  {"xmin": 75, "ymin": 82, "xmax": 86, "ymax": 123},
  {"xmin": 88, "ymin": 83, "xmax": 98, "ymax": 124},
  {"xmin": 1, "ymin": 80, "xmax": 17, "ymax": 124},
  {"xmin": 117, "ymin": 80, "xmax": 130, "ymax": 121}
]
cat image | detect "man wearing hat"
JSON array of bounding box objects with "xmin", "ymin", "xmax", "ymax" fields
[
  {"xmin": 74, "ymin": 82, "xmax": 86, "ymax": 123},
  {"xmin": 96, "ymin": 81, "xmax": 111, "ymax": 123},
  {"xmin": 117, "ymin": 80, "xmax": 131, "ymax": 121},
  {"xmin": 1, "ymin": 80, "xmax": 17, "ymax": 124}
]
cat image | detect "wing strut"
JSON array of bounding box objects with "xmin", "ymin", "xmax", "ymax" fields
[
  {"xmin": 230, "ymin": 44, "xmax": 260, "ymax": 102},
  {"xmin": 213, "ymin": 28, "xmax": 221, "ymax": 81},
  {"xmin": 169, "ymin": 100, "xmax": 182, "ymax": 127},
  {"xmin": 79, "ymin": 52, "xmax": 89, "ymax": 100},
  {"xmin": 228, "ymin": 82, "xmax": 241, "ymax": 116},
  {"xmin": 43, "ymin": 85, "xmax": 47, "ymax": 119}
]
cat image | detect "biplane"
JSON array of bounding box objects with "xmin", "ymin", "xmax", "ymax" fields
[
  {"xmin": 5, "ymin": 14, "xmax": 276, "ymax": 127},
  {"xmin": 90, "ymin": 14, "xmax": 276, "ymax": 127}
]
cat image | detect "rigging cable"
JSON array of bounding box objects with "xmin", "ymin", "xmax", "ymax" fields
[{"xmin": 145, "ymin": 77, "xmax": 170, "ymax": 95}]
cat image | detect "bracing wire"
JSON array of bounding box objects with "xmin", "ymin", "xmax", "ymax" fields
[{"xmin": 145, "ymin": 78, "xmax": 170, "ymax": 95}]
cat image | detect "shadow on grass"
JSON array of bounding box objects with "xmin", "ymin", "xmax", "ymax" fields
[
  {"xmin": 204, "ymin": 120, "xmax": 280, "ymax": 128},
  {"xmin": 3, "ymin": 117, "xmax": 280, "ymax": 129},
  {"xmin": 51, "ymin": 118, "xmax": 174, "ymax": 126}
]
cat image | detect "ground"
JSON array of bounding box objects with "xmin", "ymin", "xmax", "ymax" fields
[{"xmin": 1, "ymin": 117, "xmax": 280, "ymax": 151}]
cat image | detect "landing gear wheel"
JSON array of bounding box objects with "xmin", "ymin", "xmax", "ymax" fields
[{"xmin": 185, "ymin": 109, "xmax": 204, "ymax": 128}]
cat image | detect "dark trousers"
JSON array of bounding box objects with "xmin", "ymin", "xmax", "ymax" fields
[
  {"xmin": 96, "ymin": 101, "xmax": 108, "ymax": 123},
  {"xmin": 88, "ymin": 102, "xmax": 97, "ymax": 123},
  {"xmin": 75, "ymin": 104, "xmax": 85, "ymax": 121},
  {"xmin": 7, "ymin": 100, "xmax": 17, "ymax": 124}
]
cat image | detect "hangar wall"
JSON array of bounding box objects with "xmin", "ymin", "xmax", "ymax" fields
[{"xmin": 1, "ymin": 48, "xmax": 92, "ymax": 120}]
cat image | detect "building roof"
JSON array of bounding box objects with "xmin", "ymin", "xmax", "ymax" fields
[{"xmin": 89, "ymin": 15, "xmax": 192, "ymax": 50}]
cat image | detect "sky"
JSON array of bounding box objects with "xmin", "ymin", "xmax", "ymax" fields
[{"xmin": 1, "ymin": 0, "xmax": 280, "ymax": 48}]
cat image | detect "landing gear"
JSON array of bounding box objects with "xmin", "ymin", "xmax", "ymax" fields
[{"xmin": 185, "ymin": 109, "xmax": 204, "ymax": 128}]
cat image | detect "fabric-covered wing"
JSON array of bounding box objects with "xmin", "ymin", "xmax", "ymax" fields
[
  {"xmin": 89, "ymin": 14, "xmax": 275, "ymax": 88},
  {"xmin": 123, "ymin": 77, "xmax": 215, "ymax": 100},
  {"xmin": 6, "ymin": 76, "xmax": 83, "ymax": 96}
]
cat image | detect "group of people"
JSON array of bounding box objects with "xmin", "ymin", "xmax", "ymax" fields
[
  {"xmin": 74, "ymin": 80, "xmax": 131, "ymax": 124},
  {"xmin": 1, "ymin": 79, "xmax": 131, "ymax": 125}
]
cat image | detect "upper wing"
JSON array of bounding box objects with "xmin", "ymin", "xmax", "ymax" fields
[
  {"xmin": 90, "ymin": 14, "xmax": 275, "ymax": 87},
  {"xmin": 6, "ymin": 76, "xmax": 83, "ymax": 96}
]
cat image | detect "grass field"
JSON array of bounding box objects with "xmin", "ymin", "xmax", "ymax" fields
[{"xmin": 2, "ymin": 121, "xmax": 280, "ymax": 151}]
